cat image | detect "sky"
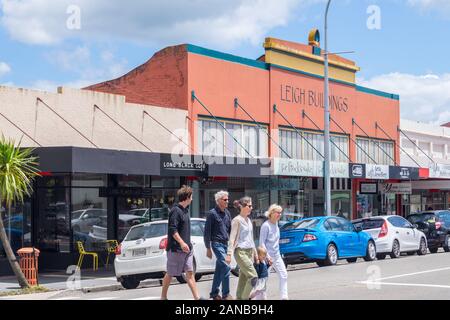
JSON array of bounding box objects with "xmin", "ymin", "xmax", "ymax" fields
[{"xmin": 0, "ymin": 0, "xmax": 449, "ymax": 124}]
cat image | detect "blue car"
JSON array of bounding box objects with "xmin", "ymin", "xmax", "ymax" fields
[{"xmin": 279, "ymin": 216, "xmax": 377, "ymax": 267}]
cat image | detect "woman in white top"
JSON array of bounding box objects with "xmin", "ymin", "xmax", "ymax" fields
[
  {"xmin": 227, "ymin": 196, "xmax": 258, "ymax": 300},
  {"xmin": 259, "ymin": 204, "xmax": 289, "ymax": 300}
]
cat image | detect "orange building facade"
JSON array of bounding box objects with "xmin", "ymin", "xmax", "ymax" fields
[{"xmin": 86, "ymin": 31, "xmax": 409, "ymax": 220}]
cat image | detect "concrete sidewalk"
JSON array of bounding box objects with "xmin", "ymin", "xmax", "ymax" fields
[{"xmin": 0, "ymin": 267, "xmax": 162, "ymax": 294}]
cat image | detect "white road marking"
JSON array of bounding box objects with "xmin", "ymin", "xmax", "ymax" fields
[
  {"xmin": 374, "ymin": 266, "xmax": 450, "ymax": 281},
  {"xmin": 358, "ymin": 281, "xmax": 450, "ymax": 289},
  {"xmin": 90, "ymin": 297, "xmax": 117, "ymax": 300}
]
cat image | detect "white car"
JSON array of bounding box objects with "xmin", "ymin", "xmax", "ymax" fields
[
  {"xmin": 352, "ymin": 215, "xmax": 428, "ymax": 259},
  {"xmin": 114, "ymin": 218, "xmax": 238, "ymax": 289}
]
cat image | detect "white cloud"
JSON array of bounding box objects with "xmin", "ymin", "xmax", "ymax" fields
[
  {"xmin": 44, "ymin": 46, "xmax": 128, "ymax": 85},
  {"xmin": 0, "ymin": 0, "xmax": 324, "ymax": 48},
  {"xmin": 359, "ymin": 72, "xmax": 450, "ymax": 125},
  {"xmin": 407, "ymin": 0, "xmax": 450, "ymax": 16},
  {"xmin": 0, "ymin": 62, "xmax": 11, "ymax": 77}
]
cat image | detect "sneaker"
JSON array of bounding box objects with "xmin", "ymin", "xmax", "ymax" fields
[
  {"xmin": 222, "ymin": 295, "xmax": 234, "ymax": 300},
  {"xmin": 212, "ymin": 295, "xmax": 222, "ymax": 300}
]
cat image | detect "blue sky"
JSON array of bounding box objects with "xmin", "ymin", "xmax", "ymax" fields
[{"xmin": 0, "ymin": 0, "xmax": 449, "ymax": 123}]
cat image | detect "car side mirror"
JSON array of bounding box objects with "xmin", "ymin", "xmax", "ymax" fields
[
  {"xmin": 413, "ymin": 224, "xmax": 418, "ymax": 229},
  {"xmin": 355, "ymin": 225, "xmax": 363, "ymax": 232}
]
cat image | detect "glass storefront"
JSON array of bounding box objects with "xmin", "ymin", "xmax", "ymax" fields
[
  {"xmin": 0, "ymin": 200, "xmax": 32, "ymax": 257},
  {"xmin": 357, "ymin": 188, "xmax": 397, "ymax": 219},
  {"xmin": 401, "ymin": 191, "xmax": 449, "ymax": 215},
  {"xmin": 36, "ymin": 174, "xmax": 71, "ymax": 252}
]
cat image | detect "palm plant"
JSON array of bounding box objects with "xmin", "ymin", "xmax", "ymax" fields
[{"xmin": 0, "ymin": 136, "xmax": 40, "ymax": 288}]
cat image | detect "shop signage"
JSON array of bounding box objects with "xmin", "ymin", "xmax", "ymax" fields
[
  {"xmin": 160, "ymin": 154, "xmax": 208, "ymax": 177},
  {"xmin": 360, "ymin": 182, "xmax": 378, "ymax": 194},
  {"xmin": 389, "ymin": 166, "xmax": 419, "ymax": 180},
  {"xmin": 349, "ymin": 163, "xmax": 365, "ymax": 179},
  {"xmin": 380, "ymin": 182, "xmax": 412, "ymax": 195},
  {"xmin": 99, "ymin": 187, "xmax": 152, "ymax": 198},
  {"xmin": 429, "ymin": 163, "xmax": 450, "ymax": 179},
  {"xmin": 365, "ymin": 164, "xmax": 389, "ymax": 180},
  {"xmin": 272, "ymin": 158, "xmax": 349, "ymax": 178},
  {"xmin": 280, "ymin": 84, "xmax": 349, "ymax": 113}
]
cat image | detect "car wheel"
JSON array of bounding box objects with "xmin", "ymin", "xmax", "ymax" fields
[
  {"xmin": 390, "ymin": 240, "xmax": 401, "ymax": 259},
  {"xmin": 376, "ymin": 253, "xmax": 386, "ymax": 260},
  {"xmin": 346, "ymin": 258, "xmax": 357, "ymax": 263},
  {"xmin": 176, "ymin": 259, "xmax": 197, "ymax": 284},
  {"xmin": 429, "ymin": 247, "xmax": 439, "ymax": 254},
  {"xmin": 231, "ymin": 266, "xmax": 240, "ymax": 277},
  {"xmin": 363, "ymin": 241, "xmax": 377, "ymax": 262},
  {"xmin": 417, "ymin": 237, "xmax": 427, "ymax": 256},
  {"xmin": 443, "ymin": 235, "xmax": 450, "ymax": 252},
  {"xmin": 324, "ymin": 244, "xmax": 338, "ymax": 266},
  {"xmin": 120, "ymin": 276, "xmax": 140, "ymax": 290}
]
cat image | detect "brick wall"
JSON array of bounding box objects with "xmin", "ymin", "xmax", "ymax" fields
[{"xmin": 84, "ymin": 45, "xmax": 188, "ymax": 110}]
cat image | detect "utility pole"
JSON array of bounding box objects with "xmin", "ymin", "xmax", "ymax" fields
[{"xmin": 324, "ymin": 0, "xmax": 332, "ymax": 216}]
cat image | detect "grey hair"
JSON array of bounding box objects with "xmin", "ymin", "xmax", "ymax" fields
[{"xmin": 215, "ymin": 190, "xmax": 229, "ymax": 203}]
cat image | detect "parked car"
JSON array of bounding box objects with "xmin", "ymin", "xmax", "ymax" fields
[
  {"xmin": 71, "ymin": 209, "xmax": 107, "ymax": 234},
  {"xmin": 352, "ymin": 215, "xmax": 428, "ymax": 259},
  {"xmin": 406, "ymin": 210, "xmax": 450, "ymax": 253},
  {"xmin": 279, "ymin": 216, "xmax": 377, "ymax": 267},
  {"xmin": 114, "ymin": 218, "xmax": 238, "ymax": 289}
]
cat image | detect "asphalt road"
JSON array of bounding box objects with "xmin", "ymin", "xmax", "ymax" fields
[{"xmin": 2, "ymin": 248, "xmax": 450, "ymax": 300}]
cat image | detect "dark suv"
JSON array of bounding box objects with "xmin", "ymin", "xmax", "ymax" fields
[{"xmin": 406, "ymin": 210, "xmax": 450, "ymax": 253}]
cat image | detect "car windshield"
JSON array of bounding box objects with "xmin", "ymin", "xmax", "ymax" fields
[
  {"xmin": 125, "ymin": 223, "xmax": 168, "ymax": 241},
  {"xmin": 281, "ymin": 219, "xmax": 320, "ymax": 231},
  {"xmin": 407, "ymin": 213, "xmax": 436, "ymax": 224},
  {"xmin": 353, "ymin": 219, "xmax": 384, "ymax": 230}
]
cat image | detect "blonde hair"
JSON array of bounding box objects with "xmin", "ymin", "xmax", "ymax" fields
[
  {"xmin": 265, "ymin": 204, "xmax": 283, "ymax": 218},
  {"xmin": 257, "ymin": 246, "xmax": 267, "ymax": 257}
]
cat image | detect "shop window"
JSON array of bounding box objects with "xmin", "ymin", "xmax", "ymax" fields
[
  {"xmin": 118, "ymin": 175, "xmax": 149, "ymax": 188},
  {"xmin": 279, "ymin": 129, "xmax": 348, "ymax": 162},
  {"xmin": 71, "ymin": 188, "xmax": 108, "ymax": 251},
  {"xmin": 356, "ymin": 138, "xmax": 394, "ymax": 165},
  {"xmin": 151, "ymin": 177, "xmax": 180, "ymax": 189},
  {"xmin": 37, "ymin": 174, "xmax": 71, "ymax": 188},
  {"xmin": 0, "ymin": 200, "xmax": 32, "ymax": 257},
  {"xmin": 116, "ymin": 189, "xmax": 177, "ymax": 242},
  {"xmin": 36, "ymin": 188, "xmax": 71, "ymax": 253},
  {"xmin": 198, "ymin": 119, "xmax": 268, "ymax": 158},
  {"xmin": 72, "ymin": 173, "xmax": 107, "ymax": 187}
]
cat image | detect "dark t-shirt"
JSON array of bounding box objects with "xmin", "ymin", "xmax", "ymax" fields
[{"xmin": 167, "ymin": 203, "xmax": 192, "ymax": 252}]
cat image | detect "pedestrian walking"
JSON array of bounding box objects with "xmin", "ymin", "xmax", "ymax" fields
[
  {"xmin": 160, "ymin": 185, "xmax": 202, "ymax": 300},
  {"xmin": 227, "ymin": 196, "xmax": 258, "ymax": 300},
  {"xmin": 204, "ymin": 190, "xmax": 233, "ymax": 300},
  {"xmin": 259, "ymin": 204, "xmax": 289, "ymax": 300},
  {"xmin": 249, "ymin": 246, "xmax": 270, "ymax": 300}
]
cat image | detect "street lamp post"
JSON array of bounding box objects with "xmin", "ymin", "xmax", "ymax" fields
[{"xmin": 324, "ymin": 0, "xmax": 332, "ymax": 216}]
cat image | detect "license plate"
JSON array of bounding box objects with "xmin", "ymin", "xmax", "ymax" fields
[
  {"xmin": 132, "ymin": 248, "xmax": 147, "ymax": 257},
  {"xmin": 279, "ymin": 238, "xmax": 290, "ymax": 244}
]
